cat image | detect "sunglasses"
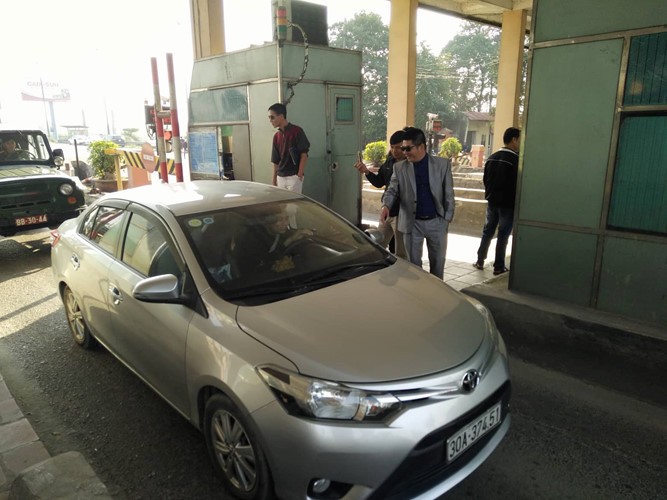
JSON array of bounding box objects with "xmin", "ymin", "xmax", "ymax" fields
[{"xmin": 401, "ymin": 145, "xmax": 418, "ymax": 152}]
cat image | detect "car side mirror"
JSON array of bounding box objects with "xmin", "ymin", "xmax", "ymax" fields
[
  {"xmin": 53, "ymin": 149, "xmax": 64, "ymax": 167},
  {"xmin": 133, "ymin": 274, "xmax": 182, "ymax": 303}
]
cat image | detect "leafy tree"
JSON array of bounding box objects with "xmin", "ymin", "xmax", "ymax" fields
[
  {"xmin": 442, "ymin": 22, "xmax": 500, "ymax": 115},
  {"xmin": 122, "ymin": 128, "xmax": 141, "ymax": 142},
  {"xmin": 415, "ymin": 43, "xmax": 457, "ymax": 130},
  {"xmin": 329, "ymin": 12, "xmax": 389, "ymax": 144}
]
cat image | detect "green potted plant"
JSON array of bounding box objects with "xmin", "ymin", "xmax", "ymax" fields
[
  {"xmin": 439, "ymin": 137, "xmax": 463, "ymax": 164},
  {"xmin": 88, "ymin": 140, "xmax": 125, "ymax": 191},
  {"xmin": 363, "ymin": 140, "xmax": 387, "ymax": 168}
]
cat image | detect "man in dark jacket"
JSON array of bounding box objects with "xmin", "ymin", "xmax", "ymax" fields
[
  {"xmin": 473, "ymin": 127, "xmax": 520, "ymax": 275},
  {"xmin": 355, "ymin": 130, "xmax": 407, "ymax": 258}
]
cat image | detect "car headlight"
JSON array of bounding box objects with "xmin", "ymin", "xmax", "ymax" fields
[
  {"xmin": 258, "ymin": 366, "xmax": 402, "ymax": 422},
  {"xmin": 58, "ymin": 183, "xmax": 74, "ymax": 196}
]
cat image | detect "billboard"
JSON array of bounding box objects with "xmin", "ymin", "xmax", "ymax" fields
[{"xmin": 21, "ymin": 80, "xmax": 70, "ymax": 102}]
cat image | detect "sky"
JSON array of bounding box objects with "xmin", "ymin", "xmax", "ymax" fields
[{"xmin": 0, "ymin": 0, "xmax": 461, "ymax": 139}]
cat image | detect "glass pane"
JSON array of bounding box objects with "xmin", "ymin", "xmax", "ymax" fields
[
  {"xmin": 189, "ymin": 86, "xmax": 249, "ymax": 124},
  {"xmin": 122, "ymin": 213, "xmax": 174, "ymax": 276},
  {"xmin": 336, "ymin": 96, "xmax": 354, "ymax": 122},
  {"xmin": 624, "ymin": 32, "xmax": 667, "ymax": 106},
  {"xmin": 608, "ymin": 115, "xmax": 667, "ymax": 235},
  {"xmin": 90, "ymin": 207, "xmax": 125, "ymax": 254}
]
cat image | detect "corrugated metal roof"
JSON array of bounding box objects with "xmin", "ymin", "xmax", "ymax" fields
[{"xmin": 464, "ymin": 111, "xmax": 494, "ymax": 121}]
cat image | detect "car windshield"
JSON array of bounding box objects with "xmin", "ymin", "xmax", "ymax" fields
[
  {"xmin": 0, "ymin": 131, "xmax": 52, "ymax": 165},
  {"xmin": 180, "ymin": 199, "xmax": 392, "ymax": 304}
]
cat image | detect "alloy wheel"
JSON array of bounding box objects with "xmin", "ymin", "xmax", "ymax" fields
[{"xmin": 211, "ymin": 409, "xmax": 258, "ymax": 492}]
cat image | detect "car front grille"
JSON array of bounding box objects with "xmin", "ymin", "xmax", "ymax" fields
[
  {"xmin": 0, "ymin": 182, "xmax": 53, "ymax": 211},
  {"xmin": 369, "ymin": 381, "xmax": 511, "ymax": 500}
]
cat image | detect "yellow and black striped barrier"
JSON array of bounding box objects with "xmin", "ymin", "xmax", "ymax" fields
[{"xmin": 105, "ymin": 148, "xmax": 175, "ymax": 174}]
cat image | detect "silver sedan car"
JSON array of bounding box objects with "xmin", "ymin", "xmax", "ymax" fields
[{"xmin": 51, "ymin": 180, "xmax": 510, "ymax": 500}]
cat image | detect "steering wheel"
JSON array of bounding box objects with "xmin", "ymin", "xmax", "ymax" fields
[
  {"xmin": 283, "ymin": 234, "xmax": 345, "ymax": 260},
  {"xmin": 15, "ymin": 150, "xmax": 37, "ymax": 160}
]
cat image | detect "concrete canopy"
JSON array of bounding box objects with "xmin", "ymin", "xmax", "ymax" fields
[{"xmin": 418, "ymin": 0, "xmax": 533, "ymax": 27}]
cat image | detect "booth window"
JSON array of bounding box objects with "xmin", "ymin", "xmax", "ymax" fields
[
  {"xmin": 335, "ymin": 96, "xmax": 354, "ymax": 122},
  {"xmin": 608, "ymin": 32, "xmax": 667, "ymax": 236}
]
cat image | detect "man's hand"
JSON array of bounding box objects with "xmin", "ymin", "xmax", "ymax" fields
[
  {"xmin": 354, "ymin": 161, "xmax": 369, "ymax": 174},
  {"xmin": 284, "ymin": 229, "xmax": 313, "ymax": 247},
  {"xmin": 380, "ymin": 205, "xmax": 389, "ymax": 224}
]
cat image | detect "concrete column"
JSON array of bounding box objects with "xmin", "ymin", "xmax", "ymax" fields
[
  {"xmin": 387, "ymin": 0, "xmax": 418, "ymax": 141},
  {"xmin": 190, "ymin": 0, "xmax": 226, "ymax": 60},
  {"xmin": 492, "ymin": 9, "xmax": 527, "ymax": 151}
]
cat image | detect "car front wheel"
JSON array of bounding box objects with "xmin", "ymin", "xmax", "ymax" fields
[
  {"xmin": 204, "ymin": 393, "xmax": 274, "ymax": 500},
  {"xmin": 63, "ymin": 286, "xmax": 98, "ymax": 349}
]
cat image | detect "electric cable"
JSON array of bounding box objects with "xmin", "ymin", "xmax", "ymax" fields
[{"xmin": 284, "ymin": 22, "xmax": 309, "ymax": 105}]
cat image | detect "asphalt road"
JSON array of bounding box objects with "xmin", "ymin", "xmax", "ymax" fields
[{"xmin": 1, "ymin": 229, "xmax": 666, "ymax": 500}]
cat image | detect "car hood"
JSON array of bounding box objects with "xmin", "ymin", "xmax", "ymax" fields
[
  {"xmin": 0, "ymin": 164, "xmax": 63, "ymax": 181},
  {"xmin": 236, "ymin": 259, "xmax": 488, "ymax": 383}
]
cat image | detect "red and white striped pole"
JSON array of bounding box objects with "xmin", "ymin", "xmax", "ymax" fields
[
  {"xmin": 166, "ymin": 53, "xmax": 183, "ymax": 182},
  {"xmin": 151, "ymin": 57, "xmax": 169, "ymax": 183}
]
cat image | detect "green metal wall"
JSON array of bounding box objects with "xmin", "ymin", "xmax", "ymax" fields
[
  {"xmin": 598, "ymin": 237, "xmax": 667, "ymax": 325},
  {"xmin": 534, "ymin": 0, "xmax": 667, "ymax": 42},
  {"xmin": 514, "ymin": 0, "xmax": 667, "ymax": 325},
  {"xmin": 519, "ymin": 41, "xmax": 621, "ymax": 228}
]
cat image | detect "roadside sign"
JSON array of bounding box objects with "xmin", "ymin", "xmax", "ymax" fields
[{"xmin": 141, "ymin": 143, "xmax": 156, "ymax": 173}]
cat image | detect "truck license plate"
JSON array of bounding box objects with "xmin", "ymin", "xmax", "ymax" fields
[
  {"xmin": 446, "ymin": 402, "xmax": 501, "ymax": 463},
  {"xmin": 15, "ymin": 214, "xmax": 48, "ymax": 227}
]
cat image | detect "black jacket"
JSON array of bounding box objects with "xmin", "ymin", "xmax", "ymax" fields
[
  {"xmin": 367, "ymin": 154, "xmax": 400, "ymax": 216},
  {"xmin": 483, "ymin": 147, "xmax": 518, "ymax": 208}
]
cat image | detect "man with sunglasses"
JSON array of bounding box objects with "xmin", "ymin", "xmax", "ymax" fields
[
  {"xmin": 380, "ymin": 126, "xmax": 455, "ymax": 279},
  {"xmin": 268, "ymin": 102, "xmax": 310, "ymax": 193}
]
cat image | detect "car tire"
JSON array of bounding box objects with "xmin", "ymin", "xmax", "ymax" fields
[
  {"xmin": 204, "ymin": 393, "xmax": 274, "ymax": 500},
  {"xmin": 63, "ymin": 286, "xmax": 98, "ymax": 349}
]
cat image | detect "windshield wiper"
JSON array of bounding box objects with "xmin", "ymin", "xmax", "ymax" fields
[
  {"xmin": 225, "ymin": 258, "xmax": 393, "ymax": 302},
  {"xmin": 301, "ymin": 258, "xmax": 392, "ymax": 286},
  {"xmin": 224, "ymin": 283, "xmax": 306, "ymax": 301}
]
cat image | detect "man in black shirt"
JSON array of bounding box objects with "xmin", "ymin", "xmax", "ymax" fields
[
  {"xmin": 269, "ymin": 103, "xmax": 310, "ymax": 193},
  {"xmin": 473, "ymin": 127, "xmax": 520, "ymax": 275},
  {"xmin": 354, "ymin": 130, "xmax": 407, "ymax": 258}
]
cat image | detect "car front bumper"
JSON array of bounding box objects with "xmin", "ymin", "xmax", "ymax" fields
[{"xmin": 252, "ymin": 355, "xmax": 511, "ymax": 500}]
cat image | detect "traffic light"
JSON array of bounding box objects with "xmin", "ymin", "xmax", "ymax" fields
[{"xmin": 164, "ymin": 130, "xmax": 173, "ymax": 153}]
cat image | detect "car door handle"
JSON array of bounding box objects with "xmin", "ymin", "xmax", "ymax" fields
[
  {"xmin": 108, "ymin": 284, "xmax": 123, "ymax": 305},
  {"xmin": 70, "ymin": 254, "xmax": 80, "ymax": 270}
]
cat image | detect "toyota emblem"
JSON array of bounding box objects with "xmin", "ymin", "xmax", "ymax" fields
[{"xmin": 461, "ymin": 370, "xmax": 480, "ymax": 392}]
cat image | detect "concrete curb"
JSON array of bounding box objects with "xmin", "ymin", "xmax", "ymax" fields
[
  {"xmin": 0, "ymin": 376, "xmax": 109, "ymax": 500},
  {"xmin": 10, "ymin": 452, "xmax": 111, "ymax": 500},
  {"xmin": 463, "ymin": 276, "xmax": 667, "ymax": 407}
]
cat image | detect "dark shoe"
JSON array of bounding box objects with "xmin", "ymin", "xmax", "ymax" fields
[
  {"xmin": 493, "ymin": 267, "xmax": 509, "ymax": 275},
  {"xmin": 473, "ymin": 261, "xmax": 484, "ymax": 270}
]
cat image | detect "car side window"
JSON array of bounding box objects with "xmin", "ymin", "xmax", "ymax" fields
[
  {"xmin": 80, "ymin": 208, "xmax": 99, "ymax": 238},
  {"xmin": 82, "ymin": 206, "xmax": 125, "ymax": 254},
  {"xmin": 122, "ymin": 212, "xmax": 183, "ymax": 277}
]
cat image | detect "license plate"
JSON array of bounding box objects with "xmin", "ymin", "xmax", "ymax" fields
[
  {"xmin": 15, "ymin": 214, "xmax": 48, "ymax": 227},
  {"xmin": 446, "ymin": 402, "xmax": 501, "ymax": 463}
]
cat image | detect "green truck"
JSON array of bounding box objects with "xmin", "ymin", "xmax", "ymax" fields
[{"xmin": 0, "ymin": 130, "xmax": 86, "ymax": 236}]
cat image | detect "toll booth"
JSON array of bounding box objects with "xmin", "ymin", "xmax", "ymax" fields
[{"xmin": 187, "ymin": 42, "xmax": 363, "ymax": 225}]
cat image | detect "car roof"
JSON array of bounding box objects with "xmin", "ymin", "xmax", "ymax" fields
[{"xmin": 99, "ymin": 180, "xmax": 304, "ymax": 217}]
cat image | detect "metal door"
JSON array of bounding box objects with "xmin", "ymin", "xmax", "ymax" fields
[{"xmin": 326, "ymin": 85, "xmax": 362, "ymax": 225}]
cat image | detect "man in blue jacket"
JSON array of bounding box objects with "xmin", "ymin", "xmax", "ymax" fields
[{"xmin": 473, "ymin": 127, "xmax": 520, "ymax": 275}]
